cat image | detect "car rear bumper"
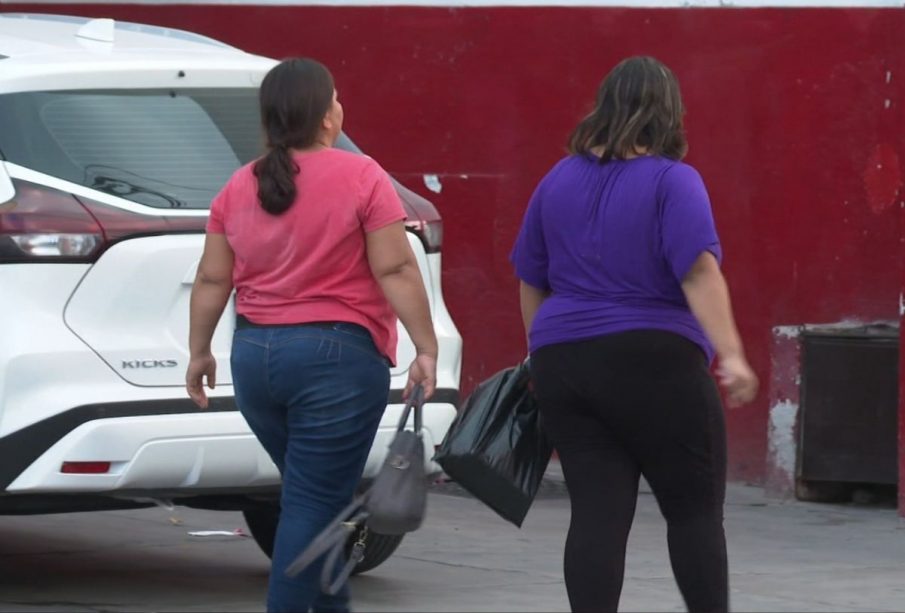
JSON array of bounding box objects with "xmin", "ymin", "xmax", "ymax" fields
[{"xmin": 2, "ymin": 393, "xmax": 458, "ymax": 497}]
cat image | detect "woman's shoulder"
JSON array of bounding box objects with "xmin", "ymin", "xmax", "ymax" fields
[
  {"xmin": 226, "ymin": 160, "xmax": 258, "ymax": 187},
  {"xmin": 217, "ymin": 161, "xmax": 257, "ymax": 198},
  {"xmin": 317, "ymin": 148, "xmax": 378, "ymax": 169},
  {"xmin": 654, "ymin": 157, "xmax": 699, "ymax": 172},
  {"xmin": 651, "ymin": 158, "xmax": 705, "ymax": 187},
  {"xmin": 554, "ymin": 153, "xmax": 592, "ymax": 171},
  {"xmin": 550, "ymin": 152, "xmax": 691, "ymax": 174},
  {"xmin": 306, "ymin": 149, "xmax": 388, "ymax": 183},
  {"xmin": 208, "ymin": 161, "xmax": 256, "ymax": 213},
  {"xmin": 541, "ymin": 154, "xmax": 592, "ymax": 182}
]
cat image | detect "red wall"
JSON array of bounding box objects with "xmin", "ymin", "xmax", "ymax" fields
[{"xmin": 6, "ymin": 4, "xmax": 903, "ymax": 484}]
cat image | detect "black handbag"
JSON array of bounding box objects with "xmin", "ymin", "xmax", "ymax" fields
[
  {"xmin": 433, "ymin": 360, "xmax": 553, "ymax": 527},
  {"xmin": 285, "ymin": 385, "xmax": 428, "ymax": 594}
]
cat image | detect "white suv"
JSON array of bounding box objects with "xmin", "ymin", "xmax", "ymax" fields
[{"xmin": 0, "ymin": 13, "xmax": 462, "ymax": 572}]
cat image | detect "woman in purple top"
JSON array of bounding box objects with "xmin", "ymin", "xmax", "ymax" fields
[{"xmin": 511, "ymin": 57, "xmax": 758, "ymax": 613}]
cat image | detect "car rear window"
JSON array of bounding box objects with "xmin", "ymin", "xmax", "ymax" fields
[{"xmin": 0, "ymin": 89, "xmax": 361, "ymax": 210}]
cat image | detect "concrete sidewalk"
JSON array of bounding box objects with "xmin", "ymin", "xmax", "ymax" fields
[
  {"xmin": 0, "ymin": 461, "xmax": 902, "ymax": 612},
  {"xmin": 355, "ymin": 461, "xmax": 905, "ymax": 612}
]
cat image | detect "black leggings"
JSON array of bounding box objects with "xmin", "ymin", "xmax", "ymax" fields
[{"xmin": 531, "ymin": 330, "xmax": 728, "ymax": 613}]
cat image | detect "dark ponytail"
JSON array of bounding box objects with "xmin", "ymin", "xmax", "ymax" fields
[
  {"xmin": 254, "ymin": 146, "xmax": 297, "ymax": 215},
  {"xmin": 253, "ymin": 58, "xmax": 335, "ymax": 215}
]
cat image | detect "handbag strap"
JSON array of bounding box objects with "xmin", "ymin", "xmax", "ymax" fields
[
  {"xmin": 320, "ymin": 513, "xmax": 369, "ymax": 595},
  {"xmin": 284, "ymin": 493, "xmax": 368, "ymax": 579},
  {"xmin": 396, "ymin": 384, "xmax": 424, "ymax": 434}
]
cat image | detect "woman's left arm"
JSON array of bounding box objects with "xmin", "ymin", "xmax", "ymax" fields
[
  {"xmin": 187, "ymin": 233, "xmax": 234, "ymax": 408},
  {"xmin": 519, "ymin": 281, "xmax": 550, "ymax": 349}
]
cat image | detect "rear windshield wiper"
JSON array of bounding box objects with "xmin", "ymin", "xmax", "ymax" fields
[{"xmin": 90, "ymin": 175, "xmax": 187, "ymax": 209}]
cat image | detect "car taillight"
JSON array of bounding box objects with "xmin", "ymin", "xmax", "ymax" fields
[
  {"xmin": 393, "ymin": 179, "xmax": 443, "ymax": 253},
  {"xmin": 0, "ymin": 181, "xmax": 102, "ymax": 260},
  {"xmin": 0, "ymin": 179, "xmax": 206, "ymax": 263}
]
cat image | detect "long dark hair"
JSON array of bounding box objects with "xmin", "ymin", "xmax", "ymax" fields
[
  {"xmin": 253, "ymin": 58, "xmax": 335, "ymax": 214},
  {"xmin": 568, "ymin": 56, "xmax": 687, "ymax": 163}
]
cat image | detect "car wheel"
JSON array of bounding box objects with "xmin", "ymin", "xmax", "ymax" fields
[
  {"xmin": 242, "ymin": 506, "xmax": 404, "ymax": 574},
  {"xmin": 348, "ymin": 528, "xmax": 405, "ymax": 575}
]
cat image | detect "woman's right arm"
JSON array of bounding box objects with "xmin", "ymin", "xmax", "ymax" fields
[
  {"xmin": 681, "ymin": 252, "xmax": 758, "ymax": 407},
  {"xmin": 366, "ymin": 221, "xmax": 438, "ymax": 400}
]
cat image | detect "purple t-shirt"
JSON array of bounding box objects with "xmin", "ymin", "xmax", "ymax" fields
[{"xmin": 510, "ymin": 154, "xmax": 721, "ymax": 362}]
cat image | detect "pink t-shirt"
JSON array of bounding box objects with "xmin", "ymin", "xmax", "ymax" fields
[{"xmin": 207, "ymin": 148, "xmax": 406, "ymax": 364}]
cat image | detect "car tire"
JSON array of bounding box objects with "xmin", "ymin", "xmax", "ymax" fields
[
  {"xmin": 243, "ymin": 505, "xmax": 280, "ymax": 559},
  {"xmin": 242, "ymin": 506, "xmax": 405, "ymax": 575},
  {"xmin": 348, "ymin": 529, "xmax": 404, "ymax": 575}
]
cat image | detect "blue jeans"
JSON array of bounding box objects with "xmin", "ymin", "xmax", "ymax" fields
[{"xmin": 231, "ymin": 322, "xmax": 390, "ymax": 613}]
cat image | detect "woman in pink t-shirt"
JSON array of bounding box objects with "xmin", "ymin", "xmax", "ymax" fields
[{"xmin": 185, "ymin": 58, "xmax": 438, "ymax": 613}]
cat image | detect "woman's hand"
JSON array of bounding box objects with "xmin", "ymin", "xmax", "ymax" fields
[
  {"xmin": 186, "ymin": 353, "xmax": 217, "ymax": 409},
  {"xmin": 716, "ymin": 354, "xmax": 758, "ymax": 408},
  {"xmin": 405, "ymin": 353, "xmax": 437, "ymax": 401}
]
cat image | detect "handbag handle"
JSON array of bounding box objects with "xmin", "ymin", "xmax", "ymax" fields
[
  {"xmin": 396, "ymin": 384, "xmax": 424, "ymax": 434},
  {"xmin": 284, "ymin": 494, "xmax": 367, "ymax": 579}
]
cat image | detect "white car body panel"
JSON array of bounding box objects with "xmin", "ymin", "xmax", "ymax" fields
[{"xmin": 7, "ymin": 401, "xmax": 457, "ymax": 493}]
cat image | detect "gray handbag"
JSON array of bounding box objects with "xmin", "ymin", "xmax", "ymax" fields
[
  {"xmin": 285, "ymin": 385, "xmax": 428, "ymax": 593},
  {"xmin": 367, "ymin": 384, "xmax": 427, "ymax": 533}
]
